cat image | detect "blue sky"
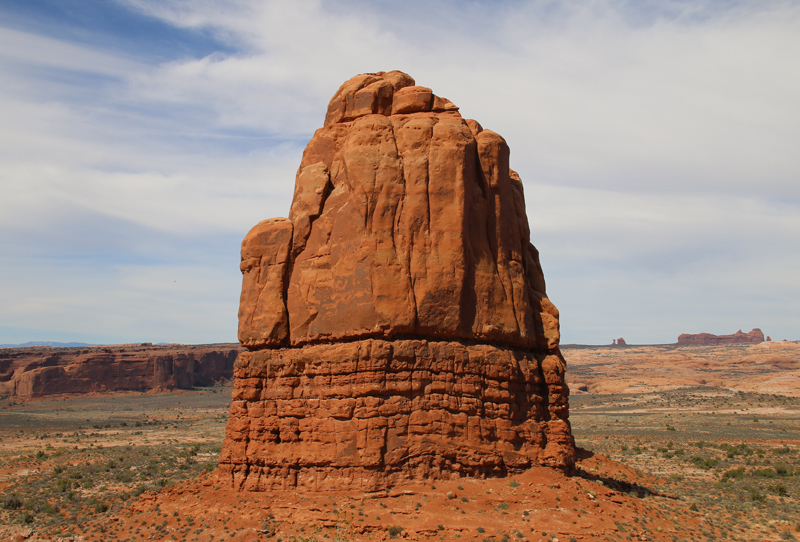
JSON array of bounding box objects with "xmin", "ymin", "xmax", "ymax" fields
[{"xmin": 1, "ymin": 0, "xmax": 798, "ymax": 345}]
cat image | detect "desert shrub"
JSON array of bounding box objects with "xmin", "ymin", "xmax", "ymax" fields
[
  {"xmin": 27, "ymin": 500, "xmax": 57, "ymax": 514},
  {"xmin": 748, "ymin": 488, "xmax": 766, "ymax": 502},
  {"xmin": 497, "ymin": 502, "xmax": 510, "ymax": 510},
  {"xmin": 388, "ymin": 526, "xmax": 403, "ymax": 538},
  {"xmin": 722, "ymin": 467, "xmax": 746, "ymax": 480},
  {"xmin": 776, "ymin": 465, "xmax": 790, "ymax": 477},
  {"xmin": 3, "ymin": 495, "xmax": 23, "ymax": 510},
  {"xmin": 755, "ymin": 468, "xmax": 777, "ymax": 478},
  {"xmin": 509, "ymin": 480, "xmax": 520, "ymax": 488},
  {"xmin": 773, "ymin": 484, "xmax": 789, "ymax": 497},
  {"xmin": 690, "ymin": 456, "xmax": 719, "ymax": 470}
]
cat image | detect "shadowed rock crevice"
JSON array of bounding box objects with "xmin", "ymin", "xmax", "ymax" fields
[{"xmin": 222, "ymin": 71, "xmax": 574, "ymax": 491}]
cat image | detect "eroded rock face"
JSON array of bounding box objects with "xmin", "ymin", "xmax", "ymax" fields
[
  {"xmin": 2, "ymin": 344, "xmax": 239, "ymax": 399},
  {"xmin": 677, "ymin": 329, "xmax": 765, "ymax": 346},
  {"xmin": 221, "ymin": 71, "xmax": 574, "ymax": 491}
]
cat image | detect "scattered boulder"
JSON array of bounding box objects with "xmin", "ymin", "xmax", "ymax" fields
[
  {"xmin": 677, "ymin": 328, "xmax": 765, "ymax": 345},
  {"xmin": 219, "ymin": 71, "xmax": 575, "ymax": 492}
]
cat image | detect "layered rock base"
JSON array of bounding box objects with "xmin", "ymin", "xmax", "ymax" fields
[{"xmin": 218, "ymin": 339, "xmax": 573, "ymax": 491}]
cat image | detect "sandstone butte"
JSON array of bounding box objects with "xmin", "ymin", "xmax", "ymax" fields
[
  {"xmin": 677, "ymin": 328, "xmax": 765, "ymax": 346},
  {"xmin": 218, "ymin": 71, "xmax": 575, "ymax": 492},
  {"xmin": 0, "ymin": 344, "xmax": 240, "ymax": 399}
]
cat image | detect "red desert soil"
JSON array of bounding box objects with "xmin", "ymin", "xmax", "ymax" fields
[
  {"xmin": 566, "ymin": 341, "xmax": 800, "ymax": 397},
  {"xmin": 37, "ymin": 451, "xmax": 696, "ymax": 542}
]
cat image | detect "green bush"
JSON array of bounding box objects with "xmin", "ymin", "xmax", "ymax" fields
[
  {"xmin": 690, "ymin": 456, "xmax": 719, "ymax": 470},
  {"xmin": 722, "ymin": 467, "xmax": 746, "ymax": 480},
  {"xmin": 773, "ymin": 484, "xmax": 789, "ymax": 497},
  {"xmin": 388, "ymin": 526, "xmax": 403, "ymax": 538},
  {"xmin": 755, "ymin": 468, "xmax": 777, "ymax": 478},
  {"xmin": 3, "ymin": 495, "xmax": 23, "ymax": 510}
]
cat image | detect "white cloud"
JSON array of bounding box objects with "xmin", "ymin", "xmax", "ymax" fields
[{"xmin": 1, "ymin": 0, "xmax": 799, "ymax": 343}]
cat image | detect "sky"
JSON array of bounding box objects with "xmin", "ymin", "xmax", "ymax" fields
[{"xmin": 0, "ymin": 0, "xmax": 798, "ymax": 346}]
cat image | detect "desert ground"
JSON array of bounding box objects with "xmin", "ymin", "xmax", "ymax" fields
[{"xmin": 1, "ymin": 342, "xmax": 799, "ymax": 541}]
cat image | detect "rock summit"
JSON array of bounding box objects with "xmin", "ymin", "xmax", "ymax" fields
[{"xmin": 219, "ymin": 71, "xmax": 575, "ymax": 491}]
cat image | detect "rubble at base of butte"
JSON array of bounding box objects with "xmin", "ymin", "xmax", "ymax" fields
[{"xmin": 218, "ymin": 70, "xmax": 576, "ymax": 492}]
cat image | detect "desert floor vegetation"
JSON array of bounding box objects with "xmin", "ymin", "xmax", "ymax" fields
[
  {"xmin": 2, "ymin": 369, "xmax": 800, "ymax": 540},
  {"xmin": 0, "ymin": 384, "xmax": 230, "ymax": 540}
]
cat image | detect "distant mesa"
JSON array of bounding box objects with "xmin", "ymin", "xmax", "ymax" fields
[
  {"xmin": 677, "ymin": 328, "xmax": 765, "ymax": 346},
  {"xmin": 1, "ymin": 343, "xmax": 241, "ymax": 399},
  {"xmin": 611, "ymin": 338, "xmax": 626, "ymax": 346},
  {"xmin": 766, "ymin": 336, "xmax": 772, "ymax": 341},
  {"xmin": 0, "ymin": 341, "xmax": 97, "ymax": 348}
]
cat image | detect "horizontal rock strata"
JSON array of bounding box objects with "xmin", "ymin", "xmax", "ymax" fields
[
  {"xmin": 218, "ymin": 339, "xmax": 573, "ymax": 491},
  {"xmin": 1, "ymin": 344, "xmax": 240, "ymax": 399}
]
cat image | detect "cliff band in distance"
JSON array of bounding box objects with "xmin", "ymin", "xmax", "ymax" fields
[
  {"xmin": 678, "ymin": 328, "xmax": 765, "ymax": 346},
  {"xmin": 219, "ymin": 71, "xmax": 575, "ymax": 491},
  {"xmin": 1, "ymin": 344, "xmax": 239, "ymax": 399}
]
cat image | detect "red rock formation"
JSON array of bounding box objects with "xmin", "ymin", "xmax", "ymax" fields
[
  {"xmin": 220, "ymin": 71, "xmax": 575, "ymax": 492},
  {"xmin": 617, "ymin": 338, "xmax": 627, "ymax": 346},
  {"xmin": 1, "ymin": 344, "xmax": 240, "ymax": 399},
  {"xmin": 677, "ymin": 328, "xmax": 765, "ymax": 346}
]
